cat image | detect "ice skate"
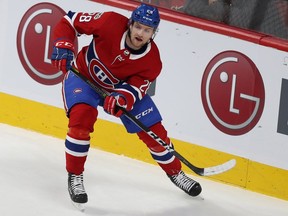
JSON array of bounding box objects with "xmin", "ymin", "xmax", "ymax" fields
[
  {"xmin": 68, "ymin": 173, "xmax": 88, "ymax": 211},
  {"xmin": 168, "ymin": 170, "xmax": 202, "ymax": 196}
]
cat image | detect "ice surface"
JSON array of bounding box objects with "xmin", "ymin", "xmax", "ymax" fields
[{"xmin": 0, "ymin": 123, "xmax": 287, "ymax": 216}]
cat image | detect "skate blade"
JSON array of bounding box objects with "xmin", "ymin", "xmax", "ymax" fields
[
  {"xmin": 71, "ymin": 200, "xmax": 85, "ymax": 212},
  {"xmin": 196, "ymin": 194, "xmax": 205, "ymax": 200}
]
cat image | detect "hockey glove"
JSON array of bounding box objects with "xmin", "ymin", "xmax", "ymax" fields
[
  {"xmin": 104, "ymin": 92, "xmax": 134, "ymax": 117},
  {"xmin": 51, "ymin": 40, "xmax": 74, "ymax": 73}
]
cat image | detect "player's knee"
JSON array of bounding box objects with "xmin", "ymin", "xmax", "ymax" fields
[
  {"xmin": 68, "ymin": 127, "xmax": 90, "ymax": 140},
  {"xmin": 68, "ymin": 103, "xmax": 98, "ymax": 139},
  {"xmin": 137, "ymin": 122, "xmax": 170, "ymax": 152}
]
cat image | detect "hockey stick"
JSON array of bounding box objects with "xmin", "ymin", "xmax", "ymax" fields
[{"xmin": 70, "ymin": 67, "xmax": 236, "ymax": 176}]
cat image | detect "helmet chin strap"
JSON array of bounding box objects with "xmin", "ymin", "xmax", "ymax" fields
[{"xmin": 151, "ymin": 28, "xmax": 159, "ymax": 40}]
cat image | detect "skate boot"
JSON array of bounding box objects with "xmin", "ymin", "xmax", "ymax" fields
[
  {"xmin": 68, "ymin": 173, "xmax": 88, "ymax": 204},
  {"xmin": 168, "ymin": 170, "xmax": 202, "ymax": 196}
]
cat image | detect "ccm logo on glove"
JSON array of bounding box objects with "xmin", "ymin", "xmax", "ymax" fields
[{"xmin": 51, "ymin": 40, "xmax": 75, "ymax": 73}]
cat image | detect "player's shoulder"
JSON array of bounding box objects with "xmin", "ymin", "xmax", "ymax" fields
[
  {"xmin": 104, "ymin": 11, "xmax": 128, "ymax": 22},
  {"xmin": 147, "ymin": 41, "xmax": 162, "ymax": 73},
  {"xmin": 150, "ymin": 41, "xmax": 161, "ymax": 59}
]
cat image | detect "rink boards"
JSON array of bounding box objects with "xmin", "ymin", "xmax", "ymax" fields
[{"xmin": 1, "ymin": 92, "xmax": 287, "ymax": 201}]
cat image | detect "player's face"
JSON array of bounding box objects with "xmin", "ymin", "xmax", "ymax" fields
[{"xmin": 127, "ymin": 22, "xmax": 154, "ymax": 50}]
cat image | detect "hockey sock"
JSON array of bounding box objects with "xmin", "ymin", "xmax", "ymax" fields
[
  {"xmin": 65, "ymin": 104, "xmax": 98, "ymax": 175},
  {"xmin": 137, "ymin": 122, "xmax": 181, "ymax": 176}
]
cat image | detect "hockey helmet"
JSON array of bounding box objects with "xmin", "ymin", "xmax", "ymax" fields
[{"xmin": 131, "ymin": 4, "xmax": 160, "ymax": 29}]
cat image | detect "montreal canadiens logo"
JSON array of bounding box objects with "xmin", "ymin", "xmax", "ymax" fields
[
  {"xmin": 17, "ymin": 3, "xmax": 77, "ymax": 85},
  {"xmin": 88, "ymin": 59, "xmax": 119, "ymax": 89},
  {"xmin": 201, "ymin": 51, "xmax": 265, "ymax": 135}
]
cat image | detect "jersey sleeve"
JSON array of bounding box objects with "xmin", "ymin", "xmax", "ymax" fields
[
  {"xmin": 114, "ymin": 77, "xmax": 152, "ymax": 104},
  {"xmin": 120, "ymin": 59, "xmax": 162, "ymax": 102},
  {"xmin": 53, "ymin": 11, "xmax": 77, "ymax": 42},
  {"xmin": 53, "ymin": 11, "xmax": 115, "ymax": 42},
  {"xmin": 126, "ymin": 73, "xmax": 158, "ymax": 99}
]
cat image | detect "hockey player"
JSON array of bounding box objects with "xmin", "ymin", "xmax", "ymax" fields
[{"xmin": 51, "ymin": 3, "xmax": 202, "ymax": 205}]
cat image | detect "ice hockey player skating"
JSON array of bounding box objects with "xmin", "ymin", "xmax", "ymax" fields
[{"xmin": 51, "ymin": 3, "xmax": 202, "ymax": 210}]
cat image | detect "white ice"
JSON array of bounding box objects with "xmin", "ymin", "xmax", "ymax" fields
[{"xmin": 0, "ymin": 123, "xmax": 287, "ymax": 216}]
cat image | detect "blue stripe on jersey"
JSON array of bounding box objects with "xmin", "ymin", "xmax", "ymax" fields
[
  {"xmin": 66, "ymin": 11, "xmax": 76, "ymax": 19},
  {"xmin": 115, "ymin": 82, "xmax": 141, "ymax": 102},
  {"xmin": 65, "ymin": 138, "xmax": 90, "ymax": 153}
]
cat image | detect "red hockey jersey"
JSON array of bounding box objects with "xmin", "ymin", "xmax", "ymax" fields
[{"xmin": 53, "ymin": 11, "xmax": 162, "ymax": 101}]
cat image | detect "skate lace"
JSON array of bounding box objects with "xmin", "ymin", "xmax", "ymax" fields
[
  {"xmin": 172, "ymin": 171, "xmax": 196, "ymax": 192},
  {"xmin": 71, "ymin": 174, "xmax": 86, "ymax": 195}
]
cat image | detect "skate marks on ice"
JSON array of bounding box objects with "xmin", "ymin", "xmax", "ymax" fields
[{"xmin": 0, "ymin": 123, "xmax": 288, "ymax": 216}]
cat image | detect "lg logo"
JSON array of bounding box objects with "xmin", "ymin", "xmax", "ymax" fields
[
  {"xmin": 17, "ymin": 3, "xmax": 78, "ymax": 85},
  {"xmin": 277, "ymin": 79, "xmax": 288, "ymax": 136},
  {"xmin": 201, "ymin": 51, "xmax": 265, "ymax": 136}
]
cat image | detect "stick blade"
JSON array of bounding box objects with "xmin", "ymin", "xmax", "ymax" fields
[{"xmin": 202, "ymin": 159, "xmax": 236, "ymax": 176}]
